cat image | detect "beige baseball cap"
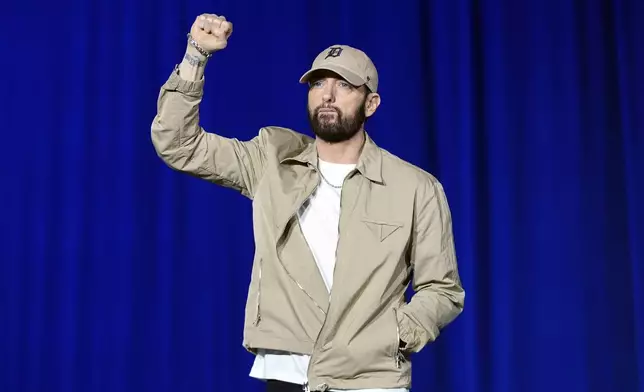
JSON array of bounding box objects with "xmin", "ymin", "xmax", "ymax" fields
[{"xmin": 299, "ymin": 44, "xmax": 379, "ymax": 93}]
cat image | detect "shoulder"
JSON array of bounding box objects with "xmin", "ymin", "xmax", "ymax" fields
[
  {"xmin": 257, "ymin": 126, "xmax": 314, "ymax": 159},
  {"xmin": 258, "ymin": 126, "xmax": 313, "ymax": 144},
  {"xmin": 380, "ymin": 149, "xmax": 442, "ymax": 190},
  {"xmin": 380, "ymin": 149, "xmax": 452, "ymax": 218}
]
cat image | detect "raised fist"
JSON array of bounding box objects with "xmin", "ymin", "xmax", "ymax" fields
[{"xmin": 190, "ymin": 14, "xmax": 233, "ymax": 53}]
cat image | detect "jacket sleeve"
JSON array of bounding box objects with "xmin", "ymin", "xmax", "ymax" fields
[
  {"xmin": 151, "ymin": 67, "xmax": 267, "ymax": 199},
  {"xmin": 397, "ymin": 177, "xmax": 465, "ymax": 353}
]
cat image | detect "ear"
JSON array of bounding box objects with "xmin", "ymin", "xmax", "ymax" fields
[{"xmin": 365, "ymin": 93, "xmax": 381, "ymax": 117}]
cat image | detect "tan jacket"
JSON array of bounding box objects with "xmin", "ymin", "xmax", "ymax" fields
[{"xmin": 151, "ymin": 68, "xmax": 465, "ymax": 391}]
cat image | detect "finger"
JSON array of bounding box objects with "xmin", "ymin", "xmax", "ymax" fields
[
  {"xmin": 210, "ymin": 16, "xmax": 223, "ymax": 33},
  {"xmin": 220, "ymin": 21, "xmax": 233, "ymax": 38},
  {"xmin": 212, "ymin": 16, "xmax": 224, "ymax": 30},
  {"xmin": 204, "ymin": 17, "xmax": 215, "ymax": 34},
  {"xmin": 197, "ymin": 14, "xmax": 207, "ymax": 30}
]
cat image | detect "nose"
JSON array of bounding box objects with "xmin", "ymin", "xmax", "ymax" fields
[{"xmin": 321, "ymin": 82, "xmax": 335, "ymax": 103}]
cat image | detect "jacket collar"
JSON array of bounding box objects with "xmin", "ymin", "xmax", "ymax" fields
[{"xmin": 281, "ymin": 132, "xmax": 384, "ymax": 185}]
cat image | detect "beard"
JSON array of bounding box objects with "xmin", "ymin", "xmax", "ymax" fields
[{"xmin": 307, "ymin": 101, "xmax": 367, "ymax": 144}]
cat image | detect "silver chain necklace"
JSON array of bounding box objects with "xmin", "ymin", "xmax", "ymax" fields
[{"xmin": 318, "ymin": 169, "xmax": 343, "ymax": 189}]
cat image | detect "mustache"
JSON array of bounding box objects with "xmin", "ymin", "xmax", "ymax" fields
[{"xmin": 315, "ymin": 105, "xmax": 341, "ymax": 113}]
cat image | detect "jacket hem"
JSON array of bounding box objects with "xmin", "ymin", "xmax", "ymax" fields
[
  {"xmin": 306, "ymin": 374, "xmax": 411, "ymax": 391},
  {"xmin": 243, "ymin": 330, "xmax": 315, "ymax": 356}
]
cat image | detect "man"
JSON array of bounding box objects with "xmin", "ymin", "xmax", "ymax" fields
[{"xmin": 151, "ymin": 13, "xmax": 465, "ymax": 392}]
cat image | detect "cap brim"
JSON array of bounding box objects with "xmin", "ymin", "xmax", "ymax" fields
[{"xmin": 299, "ymin": 64, "xmax": 366, "ymax": 87}]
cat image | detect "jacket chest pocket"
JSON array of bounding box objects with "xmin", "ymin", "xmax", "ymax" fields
[{"xmin": 360, "ymin": 217, "xmax": 406, "ymax": 244}]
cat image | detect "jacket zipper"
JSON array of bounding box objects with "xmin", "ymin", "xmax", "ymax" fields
[
  {"xmin": 254, "ymin": 257, "xmax": 263, "ymax": 325},
  {"xmin": 286, "ymin": 173, "xmax": 327, "ymax": 315},
  {"xmin": 393, "ymin": 308, "xmax": 401, "ymax": 368},
  {"xmin": 332, "ymin": 169, "xmax": 355, "ymax": 280},
  {"xmin": 270, "ymin": 167, "xmax": 325, "ymax": 392},
  {"xmin": 302, "ymin": 170, "xmax": 326, "ymax": 392},
  {"xmin": 304, "ymin": 169, "xmax": 353, "ymax": 392}
]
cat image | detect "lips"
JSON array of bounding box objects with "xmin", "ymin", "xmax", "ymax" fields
[{"xmin": 318, "ymin": 108, "xmax": 338, "ymax": 114}]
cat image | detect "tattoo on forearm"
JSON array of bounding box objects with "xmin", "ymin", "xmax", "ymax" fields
[{"xmin": 184, "ymin": 53, "xmax": 206, "ymax": 67}]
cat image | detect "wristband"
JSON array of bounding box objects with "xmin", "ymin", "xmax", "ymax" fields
[{"xmin": 187, "ymin": 33, "xmax": 212, "ymax": 58}]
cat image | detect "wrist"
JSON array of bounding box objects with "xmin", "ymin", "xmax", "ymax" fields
[
  {"xmin": 178, "ymin": 45, "xmax": 208, "ymax": 81},
  {"xmin": 184, "ymin": 46, "xmax": 208, "ymax": 67},
  {"xmin": 187, "ymin": 44, "xmax": 208, "ymax": 59},
  {"xmin": 187, "ymin": 33, "xmax": 213, "ymax": 58}
]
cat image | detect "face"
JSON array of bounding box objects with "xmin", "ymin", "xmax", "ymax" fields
[{"xmin": 307, "ymin": 71, "xmax": 380, "ymax": 143}]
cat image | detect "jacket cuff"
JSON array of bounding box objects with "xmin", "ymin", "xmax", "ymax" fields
[
  {"xmin": 162, "ymin": 65, "xmax": 205, "ymax": 97},
  {"xmin": 397, "ymin": 311, "xmax": 420, "ymax": 352}
]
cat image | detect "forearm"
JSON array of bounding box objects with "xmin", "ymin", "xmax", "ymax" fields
[
  {"xmin": 397, "ymin": 179, "xmax": 465, "ymax": 353},
  {"xmin": 178, "ymin": 44, "xmax": 209, "ymax": 81},
  {"xmin": 152, "ymin": 45, "xmax": 209, "ymax": 161},
  {"xmin": 397, "ymin": 279, "xmax": 464, "ymax": 352},
  {"xmin": 151, "ymin": 13, "xmax": 266, "ymax": 194},
  {"xmin": 151, "ymin": 58, "xmax": 267, "ymax": 197}
]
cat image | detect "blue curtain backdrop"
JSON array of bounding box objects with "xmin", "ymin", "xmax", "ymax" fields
[{"xmin": 2, "ymin": 0, "xmax": 642, "ymax": 391}]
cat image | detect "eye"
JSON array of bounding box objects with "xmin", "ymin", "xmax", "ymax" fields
[
  {"xmin": 338, "ymin": 81, "xmax": 352, "ymax": 89},
  {"xmin": 310, "ymin": 80, "xmax": 324, "ymax": 88}
]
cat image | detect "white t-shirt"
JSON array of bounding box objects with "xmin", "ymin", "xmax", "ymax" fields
[{"xmin": 249, "ymin": 160, "xmax": 408, "ymax": 392}]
